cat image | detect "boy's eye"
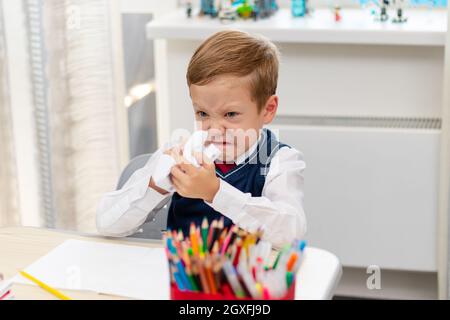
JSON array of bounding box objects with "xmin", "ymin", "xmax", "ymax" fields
[
  {"xmin": 225, "ymin": 112, "xmax": 238, "ymax": 118},
  {"xmin": 197, "ymin": 111, "xmax": 208, "ymax": 118}
]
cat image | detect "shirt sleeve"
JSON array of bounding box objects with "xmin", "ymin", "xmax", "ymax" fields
[
  {"xmin": 96, "ymin": 147, "xmax": 173, "ymax": 237},
  {"xmin": 204, "ymin": 146, "xmax": 307, "ymax": 249}
]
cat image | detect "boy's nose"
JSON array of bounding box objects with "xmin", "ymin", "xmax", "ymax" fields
[{"xmin": 207, "ymin": 122, "xmax": 226, "ymax": 134}]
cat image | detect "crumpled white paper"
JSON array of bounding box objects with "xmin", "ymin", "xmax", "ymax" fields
[{"xmin": 152, "ymin": 131, "xmax": 221, "ymax": 192}]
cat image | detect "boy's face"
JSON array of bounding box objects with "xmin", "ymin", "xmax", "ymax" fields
[{"xmin": 190, "ymin": 75, "xmax": 278, "ymax": 162}]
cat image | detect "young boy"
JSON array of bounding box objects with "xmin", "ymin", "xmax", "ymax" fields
[{"xmin": 96, "ymin": 30, "xmax": 306, "ymax": 248}]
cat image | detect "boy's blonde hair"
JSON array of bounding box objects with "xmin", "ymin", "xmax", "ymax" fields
[{"xmin": 187, "ymin": 30, "xmax": 280, "ymax": 111}]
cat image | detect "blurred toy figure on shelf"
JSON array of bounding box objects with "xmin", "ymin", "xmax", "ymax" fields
[
  {"xmin": 200, "ymin": 0, "xmax": 279, "ymax": 22},
  {"xmin": 186, "ymin": 0, "xmax": 193, "ymax": 18},
  {"xmin": 225, "ymin": 0, "xmax": 279, "ymax": 21},
  {"xmin": 236, "ymin": 0, "xmax": 253, "ymax": 18},
  {"xmin": 374, "ymin": 0, "xmax": 390, "ymax": 21},
  {"xmin": 219, "ymin": 0, "xmax": 238, "ymax": 22},
  {"xmin": 256, "ymin": 0, "xmax": 280, "ymax": 19},
  {"xmin": 392, "ymin": 0, "xmax": 407, "ymax": 23},
  {"xmin": 200, "ymin": 0, "xmax": 219, "ymax": 17},
  {"xmin": 334, "ymin": 5, "xmax": 342, "ymax": 22},
  {"xmin": 359, "ymin": 0, "xmax": 447, "ymax": 23},
  {"xmin": 291, "ymin": 0, "xmax": 308, "ymax": 17}
]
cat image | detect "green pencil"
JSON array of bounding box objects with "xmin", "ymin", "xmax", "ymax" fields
[
  {"xmin": 201, "ymin": 217, "xmax": 209, "ymax": 253},
  {"xmin": 272, "ymin": 244, "xmax": 290, "ymax": 269}
]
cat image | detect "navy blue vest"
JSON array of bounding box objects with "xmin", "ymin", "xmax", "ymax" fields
[{"xmin": 167, "ymin": 128, "xmax": 290, "ymax": 235}]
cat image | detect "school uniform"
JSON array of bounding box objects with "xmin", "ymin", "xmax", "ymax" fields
[{"xmin": 96, "ymin": 128, "xmax": 307, "ymax": 248}]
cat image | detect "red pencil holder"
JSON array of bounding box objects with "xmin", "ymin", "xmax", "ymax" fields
[{"xmin": 170, "ymin": 280, "xmax": 296, "ymax": 300}]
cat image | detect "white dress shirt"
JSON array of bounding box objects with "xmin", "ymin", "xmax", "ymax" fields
[{"xmin": 96, "ymin": 134, "xmax": 307, "ymax": 248}]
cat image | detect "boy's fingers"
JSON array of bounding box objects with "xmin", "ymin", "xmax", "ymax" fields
[
  {"xmin": 178, "ymin": 159, "xmax": 197, "ymax": 175},
  {"xmin": 171, "ymin": 175, "xmax": 182, "ymax": 191},
  {"xmin": 171, "ymin": 165, "xmax": 188, "ymax": 181}
]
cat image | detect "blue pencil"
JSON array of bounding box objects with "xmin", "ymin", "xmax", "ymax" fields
[
  {"xmin": 175, "ymin": 257, "xmax": 192, "ymax": 290},
  {"xmin": 174, "ymin": 272, "xmax": 186, "ymax": 291}
]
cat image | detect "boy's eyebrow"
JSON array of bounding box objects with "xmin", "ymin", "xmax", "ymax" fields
[
  {"xmin": 218, "ymin": 105, "xmax": 244, "ymax": 113},
  {"xmin": 193, "ymin": 102, "xmax": 243, "ymax": 112},
  {"xmin": 192, "ymin": 103, "xmax": 205, "ymax": 110},
  {"xmin": 223, "ymin": 104, "xmax": 242, "ymax": 110}
]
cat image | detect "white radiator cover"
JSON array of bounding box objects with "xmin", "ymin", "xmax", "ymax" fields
[{"xmin": 269, "ymin": 124, "xmax": 440, "ymax": 272}]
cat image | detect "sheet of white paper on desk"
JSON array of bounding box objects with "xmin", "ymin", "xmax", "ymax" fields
[{"xmin": 13, "ymin": 239, "xmax": 170, "ymax": 300}]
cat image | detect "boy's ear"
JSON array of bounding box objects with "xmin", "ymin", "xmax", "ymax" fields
[{"xmin": 262, "ymin": 95, "xmax": 278, "ymax": 124}]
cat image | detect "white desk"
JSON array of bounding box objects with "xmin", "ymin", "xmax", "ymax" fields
[{"xmin": 0, "ymin": 227, "xmax": 342, "ymax": 300}]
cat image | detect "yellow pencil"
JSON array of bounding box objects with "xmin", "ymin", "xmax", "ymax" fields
[{"xmin": 19, "ymin": 270, "xmax": 72, "ymax": 300}]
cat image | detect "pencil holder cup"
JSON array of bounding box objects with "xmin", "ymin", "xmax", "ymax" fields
[{"xmin": 170, "ymin": 280, "xmax": 296, "ymax": 300}]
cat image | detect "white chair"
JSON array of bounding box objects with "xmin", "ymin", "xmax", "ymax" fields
[{"xmin": 117, "ymin": 154, "xmax": 168, "ymax": 240}]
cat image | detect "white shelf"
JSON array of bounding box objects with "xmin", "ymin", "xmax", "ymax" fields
[{"xmin": 147, "ymin": 8, "xmax": 447, "ymax": 46}]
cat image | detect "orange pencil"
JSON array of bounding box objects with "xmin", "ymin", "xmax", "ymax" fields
[
  {"xmin": 190, "ymin": 223, "xmax": 199, "ymax": 256},
  {"xmin": 204, "ymin": 256, "xmax": 217, "ymax": 294},
  {"xmin": 286, "ymin": 252, "xmax": 298, "ymax": 272}
]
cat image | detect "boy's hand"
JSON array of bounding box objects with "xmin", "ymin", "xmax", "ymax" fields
[{"xmin": 170, "ymin": 152, "xmax": 220, "ymax": 203}]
